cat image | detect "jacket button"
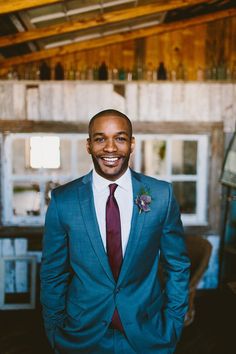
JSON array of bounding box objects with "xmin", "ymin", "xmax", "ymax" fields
[
  {"xmin": 115, "ymin": 287, "xmax": 120, "ymax": 294},
  {"xmin": 102, "ymin": 320, "xmax": 108, "ymax": 326}
]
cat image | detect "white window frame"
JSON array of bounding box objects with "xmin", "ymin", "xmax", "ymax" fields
[
  {"xmin": 2, "ymin": 133, "xmax": 91, "ymax": 226},
  {"xmin": 133, "ymin": 134, "xmax": 209, "ymax": 226}
]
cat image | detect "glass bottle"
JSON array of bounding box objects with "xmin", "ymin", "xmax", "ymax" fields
[
  {"xmin": 87, "ymin": 67, "xmax": 93, "ymax": 80},
  {"xmin": 137, "ymin": 66, "xmax": 143, "ymax": 80},
  {"xmin": 112, "ymin": 68, "xmax": 118, "ymax": 81},
  {"xmin": 39, "ymin": 61, "xmax": 51, "ymax": 80},
  {"xmin": 93, "ymin": 65, "xmax": 99, "ymax": 80},
  {"xmin": 68, "ymin": 66, "xmax": 75, "ymax": 80},
  {"xmin": 177, "ymin": 63, "xmax": 185, "ymax": 80},
  {"xmin": 157, "ymin": 62, "xmax": 167, "ymax": 80},
  {"xmin": 118, "ymin": 68, "xmax": 126, "ymax": 80},
  {"xmin": 197, "ymin": 67, "xmax": 204, "ymax": 81},
  {"xmin": 231, "ymin": 61, "xmax": 236, "ymax": 81},
  {"xmin": 55, "ymin": 62, "xmax": 64, "ymax": 80},
  {"xmin": 211, "ymin": 65, "xmax": 217, "ymax": 81},
  {"xmin": 98, "ymin": 62, "xmax": 108, "ymax": 80},
  {"xmin": 132, "ymin": 66, "xmax": 138, "ymax": 81}
]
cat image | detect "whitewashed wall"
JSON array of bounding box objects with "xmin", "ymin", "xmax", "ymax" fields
[{"xmin": 0, "ymin": 81, "xmax": 235, "ymax": 132}]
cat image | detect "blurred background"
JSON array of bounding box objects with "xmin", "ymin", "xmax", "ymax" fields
[{"xmin": 0, "ymin": 1, "xmax": 236, "ymax": 353}]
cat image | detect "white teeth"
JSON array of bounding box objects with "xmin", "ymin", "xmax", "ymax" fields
[{"xmin": 103, "ymin": 157, "xmax": 119, "ymax": 162}]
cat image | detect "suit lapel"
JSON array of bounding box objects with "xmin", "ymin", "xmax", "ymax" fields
[
  {"xmin": 118, "ymin": 170, "xmax": 146, "ymax": 285},
  {"xmin": 77, "ymin": 172, "xmax": 114, "ymax": 283}
]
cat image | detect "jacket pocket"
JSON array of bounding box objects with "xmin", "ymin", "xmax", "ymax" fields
[{"xmin": 146, "ymin": 292, "xmax": 164, "ymax": 319}]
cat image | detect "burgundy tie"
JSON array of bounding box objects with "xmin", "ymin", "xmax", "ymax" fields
[{"xmin": 106, "ymin": 183, "xmax": 124, "ymax": 333}]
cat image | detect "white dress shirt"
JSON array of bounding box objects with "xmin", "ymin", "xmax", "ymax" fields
[{"xmin": 92, "ymin": 168, "xmax": 133, "ymax": 256}]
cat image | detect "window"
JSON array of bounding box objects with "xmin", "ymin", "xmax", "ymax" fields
[
  {"xmin": 2, "ymin": 133, "xmax": 92, "ymax": 225},
  {"xmin": 132, "ymin": 134, "xmax": 208, "ymax": 225},
  {"xmin": 2, "ymin": 133, "xmax": 208, "ymax": 226},
  {"xmin": 29, "ymin": 136, "xmax": 60, "ymax": 169}
]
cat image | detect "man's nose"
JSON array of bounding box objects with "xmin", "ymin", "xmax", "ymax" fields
[{"xmin": 104, "ymin": 139, "xmax": 117, "ymax": 152}]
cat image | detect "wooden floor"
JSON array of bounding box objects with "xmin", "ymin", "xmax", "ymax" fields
[{"xmin": 0, "ymin": 288, "xmax": 235, "ymax": 354}]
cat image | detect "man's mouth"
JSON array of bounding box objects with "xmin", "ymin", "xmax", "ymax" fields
[{"xmin": 101, "ymin": 156, "xmax": 120, "ymax": 165}]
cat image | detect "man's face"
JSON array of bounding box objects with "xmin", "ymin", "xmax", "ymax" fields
[{"xmin": 87, "ymin": 115, "xmax": 135, "ymax": 181}]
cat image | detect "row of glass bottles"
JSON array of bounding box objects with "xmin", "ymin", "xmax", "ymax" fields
[{"xmin": 5, "ymin": 60, "xmax": 236, "ymax": 82}]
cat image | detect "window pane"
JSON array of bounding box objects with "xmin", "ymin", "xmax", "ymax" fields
[
  {"xmin": 13, "ymin": 182, "xmax": 40, "ymax": 216},
  {"xmin": 60, "ymin": 139, "xmax": 72, "ymax": 174},
  {"xmin": 4, "ymin": 260, "xmax": 32, "ymax": 304},
  {"xmin": 141, "ymin": 140, "xmax": 167, "ymax": 176},
  {"xmin": 12, "ymin": 137, "xmax": 72, "ymax": 175},
  {"xmin": 172, "ymin": 181, "xmax": 196, "ymax": 214},
  {"xmin": 172, "ymin": 140, "xmax": 197, "ymax": 174},
  {"xmin": 12, "ymin": 138, "xmax": 30, "ymax": 174},
  {"xmin": 44, "ymin": 181, "xmax": 61, "ymax": 206},
  {"xmin": 30, "ymin": 136, "xmax": 60, "ymax": 169},
  {"xmin": 77, "ymin": 140, "xmax": 92, "ymax": 176}
]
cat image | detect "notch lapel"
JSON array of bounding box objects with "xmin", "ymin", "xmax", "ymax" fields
[
  {"xmin": 118, "ymin": 171, "xmax": 146, "ymax": 284},
  {"xmin": 77, "ymin": 172, "xmax": 115, "ymax": 283}
]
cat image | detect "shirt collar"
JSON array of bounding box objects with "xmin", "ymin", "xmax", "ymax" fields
[{"xmin": 92, "ymin": 168, "xmax": 132, "ymax": 192}]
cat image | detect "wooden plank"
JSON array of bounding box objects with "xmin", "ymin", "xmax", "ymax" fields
[
  {"xmin": 26, "ymin": 86, "xmax": 40, "ymax": 120},
  {"xmin": 0, "ymin": 116, "xmax": 224, "ymax": 134},
  {"xmin": 0, "ymin": 83, "xmax": 14, "ymax": 119},
  {"xmin": 13, "ymin": 83, "xmax": 26, "ymax": 119},
  {"xmin": 0, "ymin": 0, "xmax": 210, "ymax": 47},
  {"xmin": 208, "ymin": 126, "xmax": 224, "ymax": 231},
  {"xmin": 1, "ymin": 8, "xmax": 236, "ymax": 71},
  {"xmin": 0, "ymin": 0, "xmax": 62, "ymax": 15},
  {"xmin": 63, "ymin": 83, "xmax": 78, "ymax": 121}
]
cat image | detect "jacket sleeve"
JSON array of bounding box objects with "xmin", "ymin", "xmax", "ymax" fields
[
  {"xmin": 40, "ymin": 189, "xmax": 70, "ymax": 344},
  {"xmin": 160, "ymin": 183, "xmax": 190, "ymax": 340}
]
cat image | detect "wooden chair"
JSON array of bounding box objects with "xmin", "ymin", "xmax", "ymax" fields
[
  {"xmin": 158, "ymin": 235, "xmax": 212, "ymax": 326},
  {"xmin": 184, "ymin": 235, "xmax": 212, "ymax": 326}
]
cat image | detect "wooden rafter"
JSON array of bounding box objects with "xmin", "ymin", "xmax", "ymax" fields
[
  {"xmin": 0, "ymin": 0, "xmax": 210, "ymax": 48},
  {"xmin": 0, "ymin": 7, "xmax": 236, "ymax": 71},
  {"xmin": 0, "ymin": 0, "xmax": 62, "ymax": 15}
]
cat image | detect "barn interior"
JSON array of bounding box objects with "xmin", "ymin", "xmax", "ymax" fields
[{"xmin": 0, "ymin": 1, "xmax": 236, "ymax": 353}]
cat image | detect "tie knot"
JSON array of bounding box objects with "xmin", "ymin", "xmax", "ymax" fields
[{"xmin": 109, "ymin": 183, "xmax": 118, "ymax": 196}]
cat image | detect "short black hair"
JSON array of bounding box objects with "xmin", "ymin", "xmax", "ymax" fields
[{"xmin": 88, "ymin": 109, "xmax": 133, "ymax": 138}]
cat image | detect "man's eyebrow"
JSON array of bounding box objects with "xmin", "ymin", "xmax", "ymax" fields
[
  {"xmin": 92, "ymin": 132, "xmax": 104, "ymax": 137},
  {"xmin": 92, "ymin": 131, "xmax": 129, "ymax": 137},
  {"xmin": 116, "ymin": 131, "xmax": 129, "ymax": 136}
]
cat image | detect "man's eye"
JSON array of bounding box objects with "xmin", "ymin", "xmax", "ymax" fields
[
  {"xmin": 95, "ymin": 137, "xmax": 104, "ymax": 142},
  {"xmin": 116, "ymin": 137, "xmax": 126, "ymax": 142}
]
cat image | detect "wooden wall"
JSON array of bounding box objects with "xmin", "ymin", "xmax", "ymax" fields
[
  {"xmin": 0, "ymin": 81, "xmax": 235, "ymax": 133},
  {"xmin": 13, "ymin": 16, "xmax": 236, "ymax": 81}
]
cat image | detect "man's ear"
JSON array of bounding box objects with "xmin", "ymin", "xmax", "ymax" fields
[
  {"xmin": 86, "ymin": 138, "xmax": 91, "ymax": 154},
  {"xmin": 130, "ymin": 136, "xmax": 135, "ymax": 153}
]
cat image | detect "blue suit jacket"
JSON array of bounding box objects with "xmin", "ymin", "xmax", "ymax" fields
[{"xmin": 40, "ymin": 170, "xmax": 190, "ymax": 354}]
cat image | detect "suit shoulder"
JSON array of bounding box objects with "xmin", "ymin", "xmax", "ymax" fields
[
  {"xmin": 52, "ymin": 175, "xmax": 84, "ymax": 198},
  {"xmin": 133, "ymin": 171, "xmax": 171, "ymax": 190}
]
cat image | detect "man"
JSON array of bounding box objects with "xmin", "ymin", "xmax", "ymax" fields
[{"xmin": 40, "ymin": 109, "xmax": 190, "ymax": 354}]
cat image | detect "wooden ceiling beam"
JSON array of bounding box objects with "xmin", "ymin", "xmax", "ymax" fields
[
  {"xmin": 0, "ymin": 7, "xmax": 236, "ymax": 71},
  {"xmin": 0, "ymin": 1, "xmax": 210, "ymax": 47},
  {"xmin": 0, "ymin": 0, "xmax": 62, "ymax": 15}
]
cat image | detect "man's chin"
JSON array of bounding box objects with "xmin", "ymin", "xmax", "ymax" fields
[{"xmin": 96, "ymin": 165, "xmax": 127, "ymax": 180}]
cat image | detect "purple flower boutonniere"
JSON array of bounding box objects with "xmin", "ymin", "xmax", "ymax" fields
[{"xmin": 135, "ymin": 188, "xmax": 152, "ymax": 214}]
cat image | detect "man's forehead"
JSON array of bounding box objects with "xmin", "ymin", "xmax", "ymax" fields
[{"xmin": 91, "ymin": 115, "xmax": 130, "ymax": 129}]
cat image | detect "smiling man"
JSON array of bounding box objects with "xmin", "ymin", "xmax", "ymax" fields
[{"xmin": 40, "ymin": 109, "xmax": 190, "ymax": 354}]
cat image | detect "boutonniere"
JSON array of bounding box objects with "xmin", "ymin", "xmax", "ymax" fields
[{"xmin": 135, "ymin": 187, "xmax": 152, "ymax": 214}]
